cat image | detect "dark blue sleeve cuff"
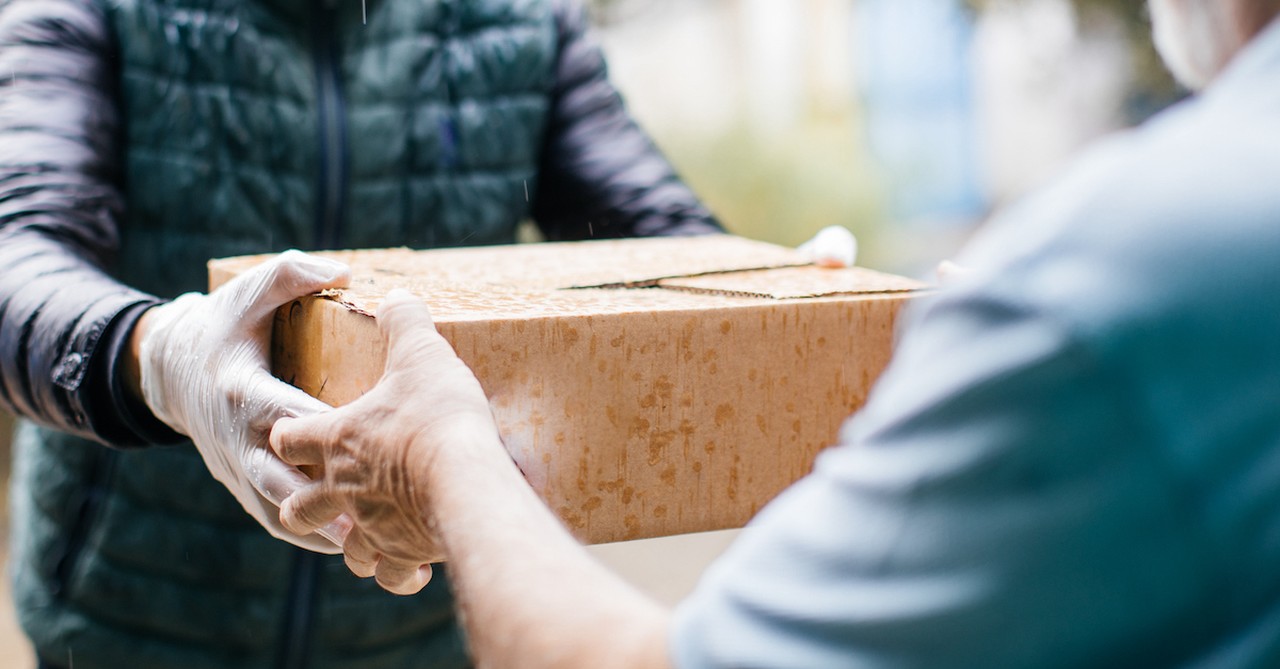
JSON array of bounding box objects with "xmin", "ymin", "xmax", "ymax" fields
[{"xmin": 90, "ymin": 300, "xmax": 186, "ymax": 447}]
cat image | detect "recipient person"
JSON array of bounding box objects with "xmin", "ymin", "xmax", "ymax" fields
[{"xmin": 270, "ymin": 0, "xmax": 1280, "ymax": 666}]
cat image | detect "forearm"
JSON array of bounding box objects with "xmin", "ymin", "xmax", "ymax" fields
[
  {"xmin": 0, "ymin": 0, "xmax": 176, "ymax": 446},
  {"xmin": 0, "ymin": 230, "xmax": 170, "ymax": 445},
  {"xmin": 421, "ymin": 424, "xmax": 673, "ymax": 669}
]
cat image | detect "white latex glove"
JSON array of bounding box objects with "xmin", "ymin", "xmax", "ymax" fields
[
  {"xmin": 798, "ymin": 225, "xmax": 859, "ymax": 268},
  {"xmin": 138, "ymin": 250, "xmax": 354, "ymax": 554},
  {"xmin": 936, "ymin": 260, "xmax": 975, "ymax": 285}
]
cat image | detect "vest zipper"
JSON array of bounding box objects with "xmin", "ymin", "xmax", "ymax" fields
[
  {"xmin": 439, "ymin": 0, "xmax": 461, "ymax": 171},
  {"xmin": 50, "ymin": 448, "xmax": 119, "ymax": 601},
  {"xmin": 276, "ymin": 549, "xmax": 322, "ymax": 669},
  {"xmin": 312, "ymin": 3, "xmax": 348, "ymax": 250},
  {"xmin": 272, "ymin": 6, "xmax": 347, "ymax": 666}
]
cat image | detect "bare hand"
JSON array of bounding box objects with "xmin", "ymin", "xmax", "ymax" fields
[{"xmin": 269, "ymin": 289, "xmax": 504, "ymax": 595}]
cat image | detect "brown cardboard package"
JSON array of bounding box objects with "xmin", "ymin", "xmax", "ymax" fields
[{"xmin": 209, "ymin": 236, "xmax": 927, "ymax": 545}]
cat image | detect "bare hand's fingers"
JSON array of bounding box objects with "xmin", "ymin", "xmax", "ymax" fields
[
  {"xmin": 377, "ymin": 288, "xmax": 436, "ymax": 335},
  {"xmin": 232, "ymin": 250, "xmax": 351, "ymax": 323},
  {"xmin": 377, "ymin": 289, "xmax": 492, "ymax": 415},
  {"xmin": 279, "ymin": 483, "xmax": 345, "ymax": 536},
  {"xmin": 375, "ymin": 556, "xmax": 434, "ymax": 596},
  {"xmin": 271, "ymin": 413, "xmax": 342, "ymax": 467},
  {"xmin": 377, "ymin": 290, "xmax": 455, "ymax": 368},
  {"xmin": 343, "ymin": 525, "xmax": 380, "ymax": 578}
]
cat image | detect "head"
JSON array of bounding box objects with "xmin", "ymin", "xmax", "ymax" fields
[{"xmin": 1149, "ymin": 0, "xmax": 1280, "ymax": 90}]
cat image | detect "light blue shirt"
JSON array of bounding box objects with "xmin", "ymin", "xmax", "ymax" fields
[{"xmin": 672, "ymin": 18, "xmax": 1280, "ymax": 669}]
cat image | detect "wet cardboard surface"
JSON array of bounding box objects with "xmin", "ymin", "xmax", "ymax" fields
[{"xmin": 210, "ymin": 237, "xmax": 929, "ymax": 544}]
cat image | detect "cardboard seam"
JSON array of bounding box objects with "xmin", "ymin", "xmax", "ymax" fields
[
  {"xmin": 656, "ymin": 285, "xmax": 929, "ymax": 300},
  {"xmin": 562, "ymin": 262, "xmax": 813, "ymax": 290}
]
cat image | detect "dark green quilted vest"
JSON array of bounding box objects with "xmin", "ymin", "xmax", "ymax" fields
[{"xmin": 10, "ymin": 0, "xmax": 556, "ymax": 666}]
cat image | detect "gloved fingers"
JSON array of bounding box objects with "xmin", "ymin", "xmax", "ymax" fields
[
  {"xmin": 246, "ymin": 491, "xmax": 345, "ymax": 555},
  {"xmin": 313, "ymin": 514, "xmax": 355, "ymax": 548},
  {"xmin": 272, "ymin": 376, "xmax": 337, "ymax": 420},
  {"xmin": 279, "ymin": 482, "xmax": 345, "ymax": 536},
  {"xmin": 224, "ymin": 250, "xmax": 351, "ymax": 324},
  {"xmin": 936, "ymin": 260, "xmax": 974, "ymax": 285},
  {"xmin": 343, "ymin": 525, "xmax": 381, "ymax": 578},
  {"xmin": 249, "ymin": 452, "xmax": 350, "ymax": 553},
  {"xmin": 374, "ymin": 556, "xmax": 434, "ymax": 596},
  {"xmin": 185, "ymin": 425, "xmax": 341, "ymax": 553},
  {"xmin": 798, "ymin": 225, "xmax": 858, "ymax": 268},
  {"xmin": 239, "ymin": 368, "xmax": 334, "ymax": 438},
  {"xmin": 248, "ymin": 445, "xmax": 316, "ymax": 507},
  {"xmin": 246, "ymin": 371, "xmax": 337, "ymax": 456}
]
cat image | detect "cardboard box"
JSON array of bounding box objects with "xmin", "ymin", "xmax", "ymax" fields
[{"xmin": 210, "ymin": 237, "xmax": 927, "ymax": 544}]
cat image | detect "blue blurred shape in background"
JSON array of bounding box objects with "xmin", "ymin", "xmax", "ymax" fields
[{"xmin": 857, "ymin": 0, "xmax": 986, "ymax": 229}]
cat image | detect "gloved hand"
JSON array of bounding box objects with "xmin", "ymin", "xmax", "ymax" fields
[
  {"xmin": 798, "ymin": 225, "xmax": 859, "ymax": 268},
  {"xmin": 936, "ymin": 260, "xmax": 975, "ymax": 285},
  {"xmin": 137, "ymin": 250, "xmax": 354, "ymax": 553}
]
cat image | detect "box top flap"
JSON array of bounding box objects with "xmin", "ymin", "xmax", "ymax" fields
[
  {"xmin": 320, "ymin": 282, "xmax": 775, "ymax": 321},
  {"xmin": 209, "ymin": 236, "xmax": 809, "ymax": 292},
  {"xmin": 208, "ymin": 236, "xmax": 930, "ymax": 321},
  {"xmin": 405, "ymin": 236, "xmax": 810, "ymax": 289}
]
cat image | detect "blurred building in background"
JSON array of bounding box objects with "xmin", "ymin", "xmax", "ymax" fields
[
  {"xmin": 593, "ymin": 0, "xmax": 880, "ymax": 259},
  {"xmin": 590, "ymin": 0, "xmax": 1175, "ymax": 275},
  {"xmin": 857, "ymin": 0, "xmax": 984, "ymax": 230},
  {"xmin": 855, "ymin": 0, "xmax": 985, "ymax": 274}
]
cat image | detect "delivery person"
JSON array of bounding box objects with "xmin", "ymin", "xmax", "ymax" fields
[
  {"xmin": 0, "ymin": 0, "xmax": 729, "ymax": 667},
  {"xmin": 269, "ymin": 0, "xmax": 1280, "ymax": 666}
]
